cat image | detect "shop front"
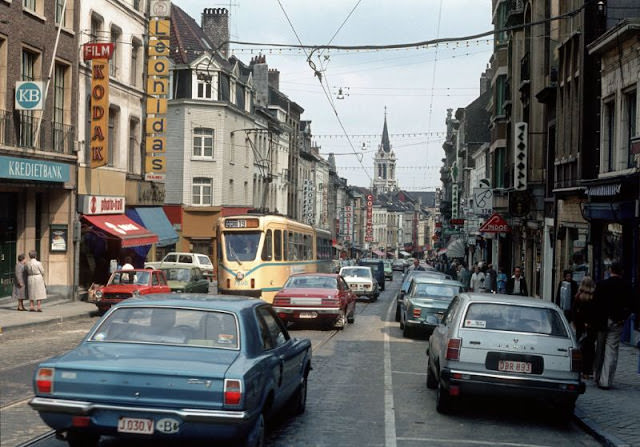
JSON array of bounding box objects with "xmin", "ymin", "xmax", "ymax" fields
[{"xmin": 78, "ymin": 195, "xmax": 157, "ymax": 288}]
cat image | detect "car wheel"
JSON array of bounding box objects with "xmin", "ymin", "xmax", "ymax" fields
[
  {"xmin": 426, "ymin": 355, "xmax": 438, "ymax": 389},
  {"xmin": 556, "ymin": 400, "xmax": 575, "ymax": 423},
  {"xmin": 402, "ymin": 323, "xmax": 412, "ymax": 338},
  {"xmin": 66, "ymin": 432, "xmax": 99, "ymax": 447},
  {"xmin": 347, "ymin": 309, "xmax": 355, "ymax": 324},
  {"xmin": 291, "ymin": 375, "xmax": 308, "ymax": 415},
  {"xmin": 436, "ymin": 382, "xmax": 452, "ymax": 414},
  {"xmin": 243, "ymin": 412, "xmax": 265, "ymax": 447},
  {"xmin": 334, "ymin": 310, "xmax": 347, "ymax": 330},
  {"xmin": 394, "ymin": 303, "xmax": 401, "ymax": 322}
]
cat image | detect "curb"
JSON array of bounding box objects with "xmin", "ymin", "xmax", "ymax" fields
[
  {"xmin": 574, "ymin": 407, "xmax": 632, "ymax": 447},
  {"xmin": 0, "ymin": 310, "xmax": 97, "ymax": 334}
]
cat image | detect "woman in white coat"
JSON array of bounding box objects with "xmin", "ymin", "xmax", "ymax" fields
[
  {"xmin": 470, "ymin": 265, "xmax": 486, "ymax": 292},
  {"xmin": 25, "ymin": 250, "xmax": 47, "ymax": 312}
]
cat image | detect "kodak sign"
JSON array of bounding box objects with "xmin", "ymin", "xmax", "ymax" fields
[
  {"xmin": 144, "ymin": 5, "xmax": 171, "ymax": 181},
  {"xmin": 89, "ymin": 58, "xmax": 110, "ymax": 169}
]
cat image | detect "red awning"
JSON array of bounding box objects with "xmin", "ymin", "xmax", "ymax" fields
[{"xmin": 83, "ymin": 214, "xmax": 158, "ymax": 247}]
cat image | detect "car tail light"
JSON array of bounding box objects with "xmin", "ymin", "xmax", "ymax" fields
[
  {"xmin": 36, "ymin": 368, "xmax": 54, "ymax": 394},
  {"xmin": 412, "ymin": 308, "xmax": 421, "ymax": 318},
  {"xmin": 72, "ymin": 416, "xmax": 90, "ymax": 427},
  {"xmin": 446, "ymin": 338, "xmax": 462, "ymax": 360},
  {"xmin": 250, "ymin": 278, "xmax": 255, "ymax": 288},
  {"xmin": 570, "ymin": 348, "xmax": 583, "ymax": 373},
  {"xmin": 364, "ymin": 284, "xmax": 371, "ymax": 289},
  {"xmin": 224, "ymin": 379, "xmax": 242, "ymax": 405}
]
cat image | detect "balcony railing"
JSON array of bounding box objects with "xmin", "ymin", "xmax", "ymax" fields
[{"xmin": 0, "ymin": 109, "xmax": 74, "ymax": 155}]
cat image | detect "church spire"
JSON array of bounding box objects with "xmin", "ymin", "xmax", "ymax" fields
[{"xmin": 381, "ymin": 107, "xmax": 391, "ymax": 153}]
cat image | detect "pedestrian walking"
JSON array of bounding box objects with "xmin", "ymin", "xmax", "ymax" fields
[
  {"xmin": 485, "ymin": 263, "xmax": 497, "ymax": 293},
  {"xmin": 573, "ymin": 275, "xmax": 597, "ymax": 379},
  {"xmin": 457, "ymin": 263, "xmax": 471, "ymax": 291},
  {"xmin": 506, "ymin": 266, "xmax": 528, "ymax": 296},
  {"xmin": 25, "ymin": 250, "xmax": 47, "ymax": 312},
  {"xmin": 593, "ymin": 262, "xmax": 633, "ymax": 389},
  {"xmin": 470, "ymin": 265, "xmax": 486, "ymax": 292},
  {"xmin": 496, "ymin": 267, "xmax": 507, "ymax": 294},
  {"xmin": 12, "ymin": 253, "xmax": 27, "ymax": 311},
  {"xmin": 409, "ymin": 258, "xmax": 425, "ymax": 272},
  {"xmin": 555, "ymin": 269, "xmax": 578, "ymax": 322}
]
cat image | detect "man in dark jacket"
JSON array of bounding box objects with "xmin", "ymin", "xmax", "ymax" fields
[
  {"xmin": 593, "ymin": 262, "xmax": 633, "ymax": 389},
  {"xmin": 506, "ymin": 266, "xmax": 528, "ymax": 296},
  {"xmin": 555, "ymin": 269, "xmax": 578, "ymax": 322}
]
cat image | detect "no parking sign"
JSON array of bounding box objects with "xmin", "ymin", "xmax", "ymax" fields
[{"xmin": 15, "ymin": 81, "xmax": 44, "ymax": 110}]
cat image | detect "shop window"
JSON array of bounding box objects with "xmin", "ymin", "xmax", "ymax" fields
[{"xmin": 602, "ymin": 223, "xmax": 623, "ymax": 279}]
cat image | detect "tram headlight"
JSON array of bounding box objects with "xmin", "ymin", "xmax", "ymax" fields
[{"xmin": 236, "ymin": 272, "xmax": 245, "ymax": 280}]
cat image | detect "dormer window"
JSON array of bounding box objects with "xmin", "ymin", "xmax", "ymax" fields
[{"xmin": 194, "ymin": 71, "xmax": 218, "ymax": 100}]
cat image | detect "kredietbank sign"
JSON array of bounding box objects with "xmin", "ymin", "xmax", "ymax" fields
[
  {"xmin": 15, "ymin": 81, "xmax": 45, "ymax": 110},
  {"xmin": 0, "ymin": 155, "xmax": 70, "ymax": 182}
]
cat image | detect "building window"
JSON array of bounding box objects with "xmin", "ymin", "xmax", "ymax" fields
[
  {"xmin": 55, "ymin": 0, "xmax": 66, "ymax": 26},
  {"xmin": 108, "ymin": 107, "xmax": 119, "ymax": 167},
  {"xmin": 23, "ymin": 0, "xmax": 36, "ymax": 12},
  {"xmin": 53, "ymin": 63, "xmax": 68, "ymax": 153},
  {"xmin": 90, "ymin": 15, "xmax": 102, "ymax": 42},
  {"xmin": 496, "ymin": 75, "xmax": 507, "ymax": 116},
  {"xmin": 130, "ymin": 40, "xmax": 141, "ymax": 87},
  {"xmin": 128, "ymin": 119, "xmax": 139, "ymax": 173},
  {"xmin": 623, "ymin": 90, "xmax": 636, "ymax": 169},
  {"xmin": 229, "ymin": 179, "xmax": 234, "ymax": 200},
  {"xmin": 193, "ymin": 128, "xmax": 214, "ymax": 157},
  {"xmin": 244, "ymin": 181, "xmax": 248, "ymax": 204},
  {"xmin": 603, "ymin": 100, "xmax": 615, "ymax": 172},
  {"xmin": 110, "ymin": 27, "xmax": 121, "ymax": 78},
  {"xmin": 133, "ymin": 0, "xmax": 141, "ymax": 11},
  {"xmin": 192, "ymin": 177, "xmax": 212, "ymax": 205},
  {"xmin": 20, "ymin": 49, "xmax": 38, "ymax": 148},
  {"xmin": 495, "ymin": 1, "xmax": 508, "ymax": 46},
  {"xmin": 494, "ymin": 146, "xmax": 505, "ymax": 188}
]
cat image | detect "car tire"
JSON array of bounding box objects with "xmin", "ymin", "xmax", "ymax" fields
[
  {"xmin": 334, "ymin": 310, "xmax": 347, "ymax": 330},
  {"xmin": 556, "ymin": 400, "xmax": 575, "ymax": 423},
  {"xmin": 243, "ymin": 412, "xmax": 265, "ymax": 447},
  {"xmin": 394, "ymin": 304, "xmax": 401, "ymax": 322},
  {"xmin": 399, "ymin": 313, "xmax": 405, "ymax": 330},
  {"xmin": 66, "ymin": 432, "xmax": 99, "ymax": 447},
  {"xmin": 291, "ymin": 375, "xmax": 308, "ymax": 415},
  {"xmin": 402, "ymin": 323, "xmax": 412, "ymax": 338},
  {"xmin": 347, "ymin": 309, "xmax": 355, "ymax": 324},
  {"xmin": 436, "ymin": 382, "xmax": 452, "ymax": 414},
  {"xmin": 426, "ymin": 356, "xmax": 438, "ymax": 389}
]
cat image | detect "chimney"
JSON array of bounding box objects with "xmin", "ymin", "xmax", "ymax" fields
[
  {"xmin": 201, "ymin": 8, "xmax": 229, "ymax": 57},
  {"xmin": 268, "ymin": 69, "xmax": 280, "ymax": 90},
  {"xmin": 479, "ymin": 64, "xmax": 490, "ymax": 95},
  {"xmin": 251, "ymin": 56, "xmax": 269, "ymax": 107}
]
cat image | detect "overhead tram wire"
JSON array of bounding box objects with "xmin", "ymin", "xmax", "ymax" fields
[
  {"xmin": 425, "ymin": 0, "xmax": 444, "ymax": 170},
  {"xmin": 276, "ymin": 0, "xmax": 372, "ymax": 182}
]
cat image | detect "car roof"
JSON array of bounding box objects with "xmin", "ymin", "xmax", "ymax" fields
[
  {"xmin": 115, "ymin": 294, "xmax": 263, "ymax": 312},
  {"xmin": 459, "ymin": 292, "xmax": 560, "ymax": 309},
  {"xmin": 411, "ymin": 277, "xmax": 463, "ymax": 286},
  {"xmin": 289, "ymin": 272, "xmax": 339, "ymax": 278}
]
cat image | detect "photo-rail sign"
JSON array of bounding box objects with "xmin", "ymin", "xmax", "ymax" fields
[{"xmin": 478, "ymin": 213, "xmax": 511, "ymax": 233}]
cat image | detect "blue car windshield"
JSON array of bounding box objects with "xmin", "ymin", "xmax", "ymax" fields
[{"xmin": 90, "ymin": 307, "xmax": 239, "ymax": 349}]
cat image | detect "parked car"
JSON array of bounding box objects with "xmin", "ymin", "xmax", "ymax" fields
[
  {"xmin": 145, "ymin": 252, "xmax": 214, "ymax": 280},
  {"xmin": 383, "ymin": 260, "xmax": 393, "ymax": 281},
  {"xmin": 395, "ymin": 270, "xmax": 451, "ymax": 321},
  {"xmin": 272, "ymin": 273, "xmax": 356, "ymax": 329},
  {"xmin": 426, "ymin": 293, "xmax": 585, "ymax": 416},
  {"xmin": 392, "ymin": 259, "xmax": 406, "ymax": 272},
  {"xmin": 357, "ymin": 259, "xmax": 385, "ymax": 291},
  {"xmin": 400, "ymin": 277, "xmax": 463, "ymax": 338},
  {"xmin": 90, "ymin": 269, "xmax": 171, "ymax": 314},
  {"xmin": 30, "ymin": 295, "xmax": 312, "ymax": 446},
  {"xmin": 158, "ymin": 266, "xmax": 210, "ymax": 293},
  {"xmin": 340, "ymin": 266, "xmax": 378, "ymax": 302}
]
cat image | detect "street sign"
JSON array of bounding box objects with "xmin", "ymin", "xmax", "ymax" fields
[
  {"xmin": 478, "ymin": 213, "xmax": 511, "ymax": 233},
  {"xmin": 15, "ymin": 81, "xmax": 44, "ymax": 110},
  {"xmin": 473, "ymin": 187, "xmax": 493, "ymax": 215}
]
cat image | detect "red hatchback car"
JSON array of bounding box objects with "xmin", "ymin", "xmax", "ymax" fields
[
  {"xmin": 272, "ymin": 273, "xmax": 356, "ymax": 329},
  {"xmin": 92, "ymin": 269, "xmax": 171, "ymax": 314}
]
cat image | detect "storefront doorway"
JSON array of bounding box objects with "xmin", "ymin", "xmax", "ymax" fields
[{"xmin": 0, "ymin": 193, "xmax": 17, "ymax": 296}]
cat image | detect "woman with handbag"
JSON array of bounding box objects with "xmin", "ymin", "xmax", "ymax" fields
[{"xmin": 572, "ymin": 276, "xmax": 596, "ymax": 379}]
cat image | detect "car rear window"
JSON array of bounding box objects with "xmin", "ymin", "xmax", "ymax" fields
[
  {"xmin": 285, "ymin": 276, "xmax": 337, "ymax": 289},
  {"xmin": 462, "ymin": 303, "xmax": 568, "ymax": 337},
  {"xmin": 412, "ymin": 284, "xmax": 460, "ymax": 298},
  {"xmin": 90, "ymin": 307, "xmax": 239, "ymax": 349},
  {"xmin": 341, "ymin": 268, "xmax": 371, "ymax": 278}
]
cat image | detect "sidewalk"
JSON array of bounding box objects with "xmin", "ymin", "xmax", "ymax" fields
[{"xmin": 0, "ymin": 297, "xmax": 638, "ymax": 445}]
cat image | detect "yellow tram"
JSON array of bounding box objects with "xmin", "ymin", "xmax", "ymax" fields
[{"xmin": 217, "ymin": 214, "xmax": 333, "ymax": 302}]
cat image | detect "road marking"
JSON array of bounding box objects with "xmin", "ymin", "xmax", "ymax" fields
[
  {"xmin": 396, "ymin": 438, "xmax": 554, "ymax": 447},
  {"xmin": 391, "ymin": 370, "xmax": 426, "ymax": 376},
  {"xmin": 2, "ymin": 396, "xmax": 32, "ymax": 410},
  {"xmin": 384, "ymin": 297, "xmax": 397, "ymax": 447}
]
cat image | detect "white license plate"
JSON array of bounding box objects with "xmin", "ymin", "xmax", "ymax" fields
[
  {"xmin": 118, "ymin": 417, "xmax": 154, "ymax": 435},
  {"xmin": 291, "ymin": 297, "xmax": 322, "ymax": 305},
  {"xmin": 498, "ymin": 360, "xmax": 532, "ymax": 374},
  {"xmin": 298, "ymin": 312, "xmax": 318, "ymax": 319}
]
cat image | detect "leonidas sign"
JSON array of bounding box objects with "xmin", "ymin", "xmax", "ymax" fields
[
  {"xmin": 83, "ymin": 43, "xmax": 114, "ymax": 169},
  {"xmin": 478, "ymin": 213, "xmax": 511, "ymax": 233}
]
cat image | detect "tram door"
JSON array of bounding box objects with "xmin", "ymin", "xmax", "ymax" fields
[{"xmin": 0, "ymin": 193, "xmax": 17, "ymax": 297}]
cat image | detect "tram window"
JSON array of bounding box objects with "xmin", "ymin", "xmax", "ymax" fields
[
  {"xmin": 274, "ymin": 230, "xmax": 282, "ymax": 261},
  {"xmin": 288, "ymin": 232, "xmax": 296, "ymax": 260},
  {"xmin": 224, "ymin": 232, "xmax": 261, "ymax": 262},
  {"xmin": 261, "ymin": 230, "xmax": 272, "ymax": 261}
]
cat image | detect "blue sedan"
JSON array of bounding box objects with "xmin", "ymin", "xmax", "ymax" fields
[{"xmin": 29, "ymin": 295, "xmax": 312, "ymax": 446}]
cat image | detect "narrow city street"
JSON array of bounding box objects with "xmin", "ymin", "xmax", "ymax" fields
[{"xmin": 1, "ymin": 274, "xmax": 600, "ymax": 447}]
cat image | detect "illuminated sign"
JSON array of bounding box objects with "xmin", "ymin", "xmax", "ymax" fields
[
  {"xmin": 145, "ymin": 9, "xmax": 171, "ymax": 182},
  {"xmin": 365, "ymin": 194, "xmax": 373, "ymax": 242},
  {"xmin": 89, "ymin": 58, "xmax": 110, "ymax": 168}
]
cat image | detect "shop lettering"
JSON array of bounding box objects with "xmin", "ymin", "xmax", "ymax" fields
[
  {"xmin": 99, "ymin": 198, "xmax": 124, "ymax": 212},
  {"xmin": 8, "ymin": 161, "xmax": 63, "ymax": 180}
]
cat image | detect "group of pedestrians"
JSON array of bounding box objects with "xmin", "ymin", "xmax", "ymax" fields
[
  {"xmin": 556, "ymin": 262, "xmax": 634, "ymax": 389},
  {"xmin": 12, "ymin": 250, "xmax": 47, "ymax": 312},
  {"xmin": 452, "ymin": 260, "xmax": 528, "ymax": 296}
]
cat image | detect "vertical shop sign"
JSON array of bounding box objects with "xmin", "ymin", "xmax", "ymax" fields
[
  {"xmin": 344, "ymin": 206, "xmax": 352, "ymax": 242},
  {"xmin": 145, "ymin": 2, "xmax": 171, "ymax": 182},
  {"xmin": 83, "ymin": 43, "xmax": 114, "ymax": 169},
  {"xmin": 365, "ymin": 194, "xmax": 373, "ymax": 242}
]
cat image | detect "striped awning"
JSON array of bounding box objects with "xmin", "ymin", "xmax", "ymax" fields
[{"xmin": 586, "ymin": 183, "xmax": 621, "ymax": 197}]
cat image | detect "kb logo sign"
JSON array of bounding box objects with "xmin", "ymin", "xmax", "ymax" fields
[{"xmin": 15, "ymin": 81, "xmax": 44, "ymax": 110}]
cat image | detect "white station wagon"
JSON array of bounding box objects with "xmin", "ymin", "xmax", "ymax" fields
[
  {"xmin": 339, "ymin": 266, "xmax": 378, "ymax": 302},
  {"xmin": 427, "ymin": 293, "xmax": 585, "ymax": 417}
]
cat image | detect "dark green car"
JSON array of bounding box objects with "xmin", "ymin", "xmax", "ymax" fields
[{"xmin": 160, "ymin": 267, "xmax": 210, "ymax": 293}]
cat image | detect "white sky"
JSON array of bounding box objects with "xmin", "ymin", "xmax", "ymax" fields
[{"xmin": 171, "ymin": 0, "xmax": 493, "ymax": 190}]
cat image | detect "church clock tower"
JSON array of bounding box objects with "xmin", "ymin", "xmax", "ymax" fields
[{"xmin": 372, "ymin": 108, "xmax": 397, "ymax": 194}]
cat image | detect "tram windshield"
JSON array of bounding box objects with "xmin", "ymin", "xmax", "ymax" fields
[{"xmin": 224, "ymin": 232, "xmax": 261, "ymax": 262}]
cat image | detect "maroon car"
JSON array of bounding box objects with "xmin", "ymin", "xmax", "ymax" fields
[
  {"xmin": 91, "ymin": 269, "xmax": 171, "ymax": 314},
  {"xmin": 272, "ymin": 273, "xmax": 356, "ymax": 329}
]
